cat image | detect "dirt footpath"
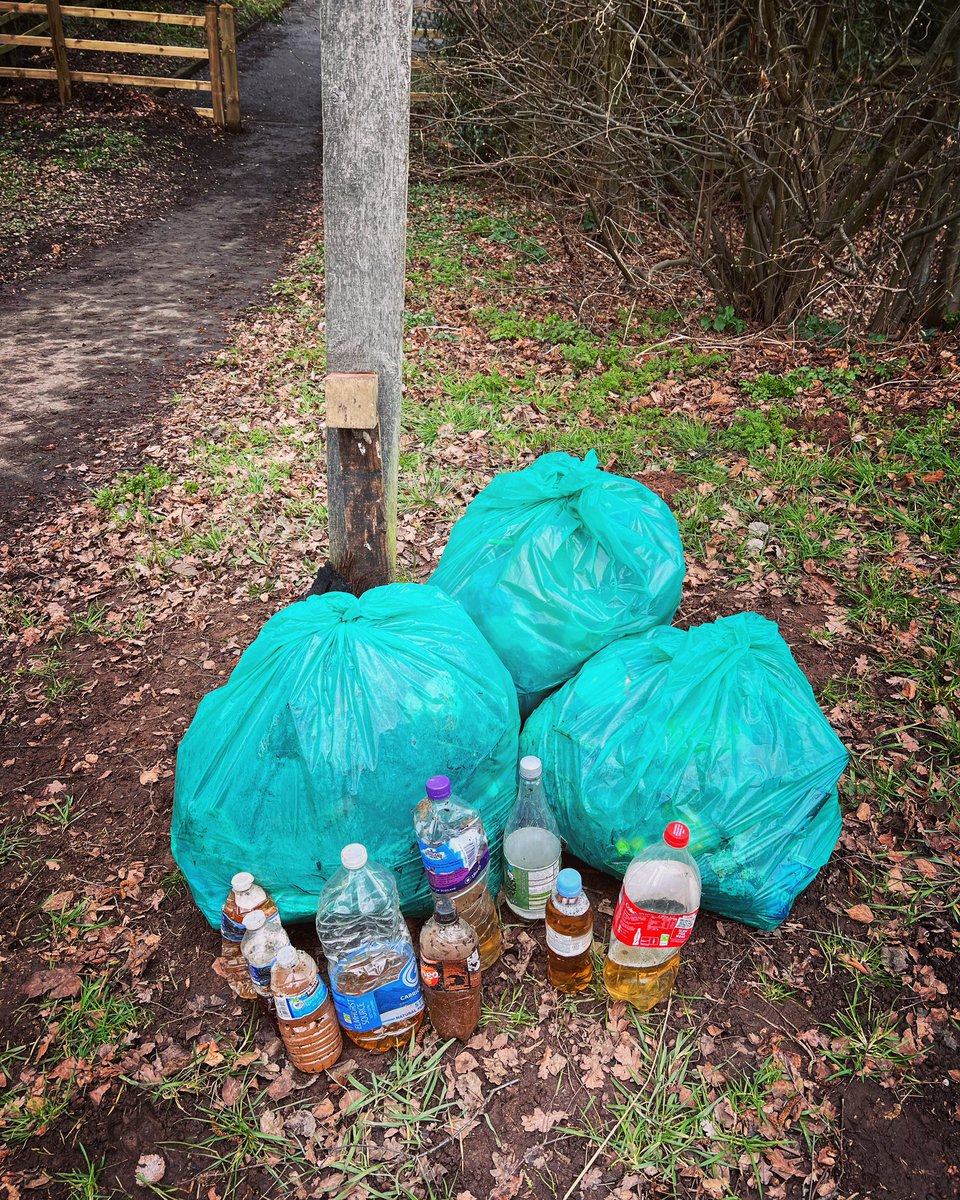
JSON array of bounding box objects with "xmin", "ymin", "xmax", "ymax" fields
[{"xmin": 0, "ymin": 0, "xmax": 322, "ymax": 522}]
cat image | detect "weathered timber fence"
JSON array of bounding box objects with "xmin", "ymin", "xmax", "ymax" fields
[{"xmin": 0, "ymin": 1, "xmax": 240, "ymax": 128}]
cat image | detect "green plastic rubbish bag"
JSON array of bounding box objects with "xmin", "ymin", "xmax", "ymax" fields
[
  {"xmin": 430, "ymin": 450, "xmax": 685, "ymax": 716},
  {"xmin": 171, "ymin": 585, "xmax": 520, "ymax": 928},
  {"xmin": 520, "ymin": 613, "xmax": 849, "ymax": 928}
]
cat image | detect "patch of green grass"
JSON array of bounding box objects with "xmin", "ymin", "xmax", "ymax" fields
[
  {"xmin": 22, "ymin": 652, "xmax": 78, "ymax": 706},
  {"xmin": 720, "ymin": 404, "xmax": 798, "ymax": 453},
  {"xmin": 48, "ymin": 975, "xmax": 143, "ymax": 1062},
  {"xmin": 566, "ymin": 1013, "xmax": 804, "ymax": 1195},
  {"xmin": 821, "ymin": 981, "xmax": 916, "ymax": 1083},
  {"xmin": 813, "ymin": 931, "xmax": 899, "ymax": 988},
  {"xmin": 93, "ymin": 464, "xmax": 172, "ymax": 524},
  {"xmin": 0, "ymin": 823, "xmax": 33, "ymax": 867},
  {"xmin": 753, "ymin": 966, "xmax": 798, "ymax": 1004},
  {"xmin": 55, "ymin": 1146, "xmax": 106, "ymax": 1200},
  {"xmin": 480, "ymin": 982, "xmax": 537, "ymax": 1035},
  {"xmin": 0, "ymin": 1087, "xmax": 71, "ymax": 1146}
]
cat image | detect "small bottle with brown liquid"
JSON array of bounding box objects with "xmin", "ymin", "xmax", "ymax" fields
[
  {"xmin": 270, "ymin": 942, "xmax": 342, "ymax": 1073},
  {"xmin": 545, "ymin": 868, "xmax": 594, "ymax": 992},
  {"xmin": 220, "ymin": 872, "xmax": 280, "ymax": 999},
  {"xmin": 419, "ymin": 896, "xmax": 481, "ymax": 1041},
  {"xmin": 413, "ymin": 776, "xmax": 502, "ymax": 969}
]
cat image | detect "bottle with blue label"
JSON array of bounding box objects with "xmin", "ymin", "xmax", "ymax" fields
[
  {"xmin": 241, "ymin": 908, "xmax": 290, "ymax": 999},
  {"xmin": 315, "ymin": 844, "xmax": 425, "ymax": 1052},
  {"xmin": 413, "ymin": 776, "xmax": 502, "ymax": 969},
  {"xmin": 271, "ymin": 942, "xmax": 342, "ymax": 1072}
]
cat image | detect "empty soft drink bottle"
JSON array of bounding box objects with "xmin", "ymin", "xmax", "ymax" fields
[
  {"xmin": 413, "ymin": 775, "xmax": 502, "ymax": 969},
  {"xmin": 545, "ymin": 868, "xmax": 594, "ymax": 993},
  {"xmin": 315, "ymin": 844, "xmax": 425, "ymax": 1052},
  {"xmin": 241, "ymin": 908, "xmax": 290, "ymax": 999},
  {"xmin": 220, "ymin": 872, "xmax": 279, "ymax": 999},
  {"xmin": 503, "ymin": 756, "xmax": 562, "ymax": 920},
  {"xmin": 604, "ymin": 821, "xmax": 701, "ymax": 1010},
  {"xmin": 419, "ymin": 895, "xmax": 482, "ymax": 1041},
  {"xmin": 271, "ymin": 943, "xmax": 343, "ymax": 1073}
]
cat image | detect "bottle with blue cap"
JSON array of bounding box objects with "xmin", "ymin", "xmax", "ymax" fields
[{"xmin": 545, "ymin": 868, "xmax": 594, "ymax": 992}]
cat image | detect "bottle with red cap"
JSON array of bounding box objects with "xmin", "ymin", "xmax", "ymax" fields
[{"xmin": 603, "ymin": 821, "xmax": 701, "ymax": 1011}]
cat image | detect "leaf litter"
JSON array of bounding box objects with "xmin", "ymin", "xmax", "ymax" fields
[{"xmin": 0, "ymin": 180, "xmax": 958, "ymax": 1199}]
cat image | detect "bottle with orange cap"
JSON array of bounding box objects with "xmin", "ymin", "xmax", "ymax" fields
[{"xmin": 603, "ymin": 821, "xmax": 701, "ymax": 1010}]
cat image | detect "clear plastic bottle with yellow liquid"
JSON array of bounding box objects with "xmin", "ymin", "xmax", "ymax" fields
[
  {"xmin": 604, "ymin": 821, "xmax": 700, "ymax": 1010},
  {"xmin": 413, "ymin": 775, "xmax": 502, "ymax": 969}
]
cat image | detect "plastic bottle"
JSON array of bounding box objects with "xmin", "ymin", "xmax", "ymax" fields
[
  {"xmin": 502, "ymin": 755, "xmax": 562, "ymax": 920},
  {"xmin": 604, "ymin": 821, "xmax": 701, "ymax": 1011},
  {"xmin": 271, "ymin": 942, "xmax": 343, "ymax": 1073},
  {"xmin": 545, "ymin": 868, "xmax": 594, "ymax": 993},
  {"xmin": 419, "ymin": 895, "xmax": 482, "ymax": 1041},
  {"xmin": 315, "ymin": 844, "xmax": 425, "ymax": 1052},
  {"xmin": 413, "ymin": 775, "xmax": 502, "ymax": 969},
  {"xmin": 220, "ymin": 872, "xmax": 280, "ymax": 999},
  {"xmin": 241, "ymin": 908, "xmax": 290, "ymax": 998}
]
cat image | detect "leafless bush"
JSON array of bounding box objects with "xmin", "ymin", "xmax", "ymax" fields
[{"xmin": 432, "ymin": 1, "xmax": 960, "ymax": 332}]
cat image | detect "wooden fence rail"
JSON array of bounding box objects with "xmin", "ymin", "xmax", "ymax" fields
[{"xmin": 0, "ymin": 0, "xmax": 239, "ymax": 127}]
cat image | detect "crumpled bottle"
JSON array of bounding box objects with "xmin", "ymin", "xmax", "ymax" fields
[{"xmin": 315, "ymin": 844, "xmax": 425, "ymax": 1051}]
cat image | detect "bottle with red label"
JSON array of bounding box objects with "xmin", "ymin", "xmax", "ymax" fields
[
  {"xmin": 418, "ymin": 895, "xmax": 481, "ymax": 1041},
  {"xmin": 603, "ymin": 821, "xmax": 701, "ymax": 1011}
]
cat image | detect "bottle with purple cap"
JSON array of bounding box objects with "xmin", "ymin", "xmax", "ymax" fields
[{"xmin": 413, "ymin": 775, "xmax": 503, "ymax": 969}]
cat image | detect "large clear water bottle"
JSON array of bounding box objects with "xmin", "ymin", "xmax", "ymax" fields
[
  {"xmin": 604, "ymin": 821, "xmax": 701, "ymax": 1011},
  {"xmin": 315, "ymin": 844, "xmax": 425, "ymax": 1051}
]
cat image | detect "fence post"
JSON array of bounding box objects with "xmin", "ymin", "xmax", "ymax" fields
[
  {"xmin": 205, "ymin": 2, "xmax": 224, "ymax": 128},
  {"xmin": 217, "ymin": 2, "xmax": 240, "ymax": 131},
  {"xmin": 44, "ymin": 0, "xmax": 70, "ymax": 105}
]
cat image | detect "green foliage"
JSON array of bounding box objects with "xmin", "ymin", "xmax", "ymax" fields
[
  {"xmin": 700, "ymin": 305, "xmax": 747, "ymax": 335},
  {"xmin": 740, "ymin": 365, "xmax": 858, "ymax": 401},
  {"xmin": 721, "ymin": 405, "xmax": 798, "ymax": 452},
  {"xmin": 93, "ymin": 464, "xmax": 172, "ymax": 522}
]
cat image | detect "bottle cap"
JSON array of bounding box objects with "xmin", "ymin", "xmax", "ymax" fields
[
  {"xmin": 426, "ymin": 775, "xmax": 451, "ymax": 801},
  {"xmin": 663, "ymin": 821, "xmax": 690, "ymax": 849},
  {"xmin": 275, "ymin": 942, "xmax": 297, "ymax": 968},
  {"xmin": 556, "ymin": 868, "xmax": 581, "ymax": 898},
  {"xmin": 341, "ymin": 843, "xmax": 368, "ymax": 870},
  {"xmin": 231, "ymin": 871, "xmax": 255, "ymax": 893},
  {"xmin": 434, "ymin": 895, "xmax": 457, "ymax": 924},
  {"xmin": 242, "ymin": 909, "xmax": 267, "ymax": 931},
  {"xmin": 519, "ymin": 755, "xmax": 542, "ymax": 781}
]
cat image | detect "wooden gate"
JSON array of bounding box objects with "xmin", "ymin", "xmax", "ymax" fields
[{"xmin": 0, "ymin": 1, "xmax": 240, "ymax": 128}]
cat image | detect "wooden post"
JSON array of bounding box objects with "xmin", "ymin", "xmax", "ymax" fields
[
  {"xmin": 217, "ymin": 1, "xmax": 239, "ymax": 131},
  {"xmin": 320, "ymin": 0, "xmax": 412, "ymax": 588},
  {"xmin": 44, "ymin": 0, "xmax": 70, "ymax": 105},
  {"xmin": 204, "ymin": 2, "xmax": 224, "ymax": 129}
]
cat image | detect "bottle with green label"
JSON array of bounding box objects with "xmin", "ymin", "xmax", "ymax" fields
[{"xmin": 502, "ymin": 755, "xmax": 562, "ymax": 920}]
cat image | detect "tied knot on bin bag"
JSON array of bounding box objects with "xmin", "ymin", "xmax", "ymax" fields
[
  {"xmin": 170, "ymin": 584, "xmax": 521, "ymax": 926},
  {"xmin": 430, "ymin": 450, "xmax": 686, "ymax": 717}
]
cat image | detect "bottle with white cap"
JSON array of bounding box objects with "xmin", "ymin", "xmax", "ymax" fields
[
  {"xmin": 604, "ymin": 820, "xmax": 701, "ymax": 1011},
  {"xmin": 220, "ymin": 872, "xmax": 279, "ymax": 999},
  {"xmin": 315, "ymin": 844, "xmax": 425, "ymax": 1052},
  {"xmin": 502, "ymin": 755, "xmax": 562, "ymax": 920},
  {"xmin": 271, "ymin": 943, "xmax": 342, "ymax": 1073},
  {"xmin": 241, "ymin": 908, "xmax": 290, "ymax": 998}
]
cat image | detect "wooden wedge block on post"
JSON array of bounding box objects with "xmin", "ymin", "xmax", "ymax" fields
[{"xmin": 325, "ymin": 372, "xmax": 388, "ymax": 591}]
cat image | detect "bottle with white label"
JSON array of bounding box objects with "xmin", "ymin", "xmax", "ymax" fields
[
  {"xmin": 220, "ymin": 872, "xmax": 280, "ymax": 999},
  {"xmin": 241, "ymin": 908, "xmax": 290, "ymax": 998},
  {"xmin": 413, "ymin": 775, "xmax": 502, "ymax": 969},
  {"xmin": 315, "ymin": 844, "xmax": 425, "ymax": 1052},
  {"xmin": 419, "ymin": 895, "xmax": 482, "ymax": 1041},
  {"xmin": 503, "ymin": 755, "xmax": 562, "ymax": 920},
  {"xmin": 271, "ymin": 943, "xmax": 342, "ymax": 1072},
  {"xmin": 604, "ymin": 821, "xmax": 701, "ymax": 1011},
  {"xmin": 545, "ymin": 868, "xmax": 594, "ymax": 993}
]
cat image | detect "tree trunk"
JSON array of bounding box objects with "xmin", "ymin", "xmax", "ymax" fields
[{"xmin": 320, "ymin": 0, "xmax": 412, "ymax": 588}]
